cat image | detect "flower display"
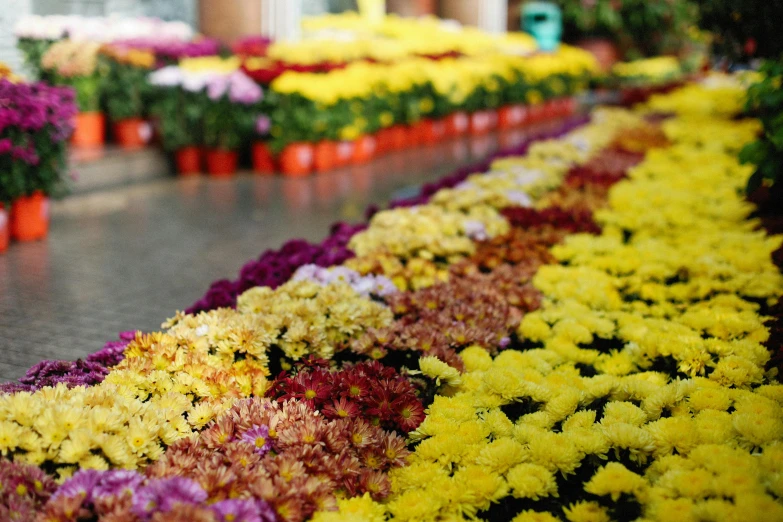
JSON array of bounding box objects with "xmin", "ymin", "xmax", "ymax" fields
[
  {"xmin": 0, "ymin": 79, "xmax": 76, "ymax": 202},
  {"xmin": 1, "ymin": 79, "xmax": 781, "ymax": 522},
  {"xmin": 40, "ymin": 39, "xmax": 103, "ymax": 112}
]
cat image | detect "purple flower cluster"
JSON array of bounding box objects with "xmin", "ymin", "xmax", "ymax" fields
[
  {"xmin": 0, "ymin": 332, "xmax": 133, "ymax": 394},
  {"xmin": 45, "ymin": 469, "xmax": 276, "ymax": 522},
  {"xmin": 0, "ymin": 79, "xmax": 76, "ymax": 159},
  {"xmin": 187, "ymin": 222, "xmax": 364, "ymax": 313},
  {"xmin": 114, "ymin": 37, "xmax": 222, "ymax": 62},
  {"xmin": 0, "ymin": 459, "xmax": 58, "ymax": 521}
]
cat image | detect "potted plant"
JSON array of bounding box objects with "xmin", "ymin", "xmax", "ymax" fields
[
  {"xmin": 0, "ymin": 79, "xmax": 76, "ymax": 243},
  {"xmin": 202, "ymin": 71, "xmax": 264, "ymax": 176},
  {"xmin": 41, "ymin": 40, "xmax": 105, "ymax": 148},
  {"xmin": 100, "ymin": 44, "xmax": 157, "ymax": 149},
  {"xmin": 556, "ymin": 0, "xmax": 697, "ymax": 67},
  {"xmin": 148, "ymin": 66, "xmax": 204, "ymax": 175}
]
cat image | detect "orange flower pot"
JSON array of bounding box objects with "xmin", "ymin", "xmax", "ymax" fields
[
  {"xmin": 388, "ymin": 126, "xmax": 408, "ymax": 151},
  {"xmin": 175, "ymin": 146, "xmax": 201, "ymax": 175},
  {"xmin": 336, "ymin": 141, "xmax": 355, "ymax": 166},
  {"xmin": 10, "ymin": 191, "xmax": 49, "ymax": 242},
  {"xmin": 205, "ymin": 148, "xmax": 239, "ymax": 177},
  {"xmin": 314, "ymin": 141, "xmax": 339, "ymax": 172},
  {"xmin": 0, "ymin": 204, "xmax": 9, "ymax": 253},
  {"xmin": 375, "ymin": 129, "xmax": 392, "ymax": 155},
  {"xmin": 113, "ymin": 118, "xmax": 152, "ymax": 149},
  {"xmin": 280, "ymin": 143, "xmax": 314, "ymax": 177},
  {"xmin": 565, "ymin": 97, "xmax": 578, "ymax": 116},
  {"xmin": 527, "ymin": 104, "xmax": 545, "ymax": 124},
  {"xmin": 543, "ymin": 100, "xmax": 559, "ymax": 120},
  {"xmin": 70, "ymin": 112, "xmax": 105, "ymax": 148},
  {"xmin": 446, "ymin": 112, "xmax": 469, "ymax": 137},
  {"xmin": 251, "ymin": 142, "xmax": 276, "ymax": 174},
  {"xmin": 498, "ymin": 105, "xmax": 528, "ymax": 129},
  {"xmin": 404, "ymin": 123, "xmax": 423, "ymax": 147},
  {"xmin": 352, "ymin": 135, "xmax": 377, "ymax": 164},
  {"xmin": 421, "ymin": 119, "xmax": 447, "ymax": 144},
  {"xmin": 469, "ymin": 111, "xmax": 493, "ymax": 136}
]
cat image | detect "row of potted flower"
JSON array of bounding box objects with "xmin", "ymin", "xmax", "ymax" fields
[
  {"xmin": 0, "ymin": 76, "xmax": 77, "ymax": 253},
  {"xmin": 2, "ymin": 78, "xmax": 780, "ymax": 522}
]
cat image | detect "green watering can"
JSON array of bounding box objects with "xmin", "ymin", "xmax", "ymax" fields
[{"xmin": 522, "ymin": 1, "xmax": 563, "ymax": 52}]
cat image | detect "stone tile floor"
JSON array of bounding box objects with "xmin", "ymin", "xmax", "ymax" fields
[{"xmin": 0, "ymin": 128, "xmax": 550, "ymax": 383}]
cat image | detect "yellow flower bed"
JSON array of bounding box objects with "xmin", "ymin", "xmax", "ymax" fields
[{"xmin": 314, "ymin": 83, "xmax": 783, "ymax": 522}]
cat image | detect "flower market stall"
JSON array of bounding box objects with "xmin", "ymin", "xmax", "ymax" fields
[
  {"xmin": 10, "ymin": 12, "xmax": 696, "ymax": 178},
  {"xmin": 1, "ymin": 69, "xmax": 782, "ymax": 521}
]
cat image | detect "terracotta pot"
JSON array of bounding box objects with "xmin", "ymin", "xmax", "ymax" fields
[
  {"xmin": 112, "ymin": 118, "xmax": 152, "ymax": 149},
  {"xmin": 70, "ymin": 112, "xmax": 105, "ymax": 148},
  {"xmin": 0, "ymin": 204, "xmax": 8, "ymax": 253},
  {"xmin": 313, "ymin": 141, "xmax": 338, "ymax": 172},
  {"xmin": 251, "ymin": 142, "xmax": 276, "ymax": 174},
  {"xmin": 280, "ymin": 143, "xmax": 314, "ymax": 176},
  {"xmin": 10, "ymin": 191, "xmax": 49, "ymax": 242},
  {"xmin": 576, "ymin": 38, "xmax": 620, "ymax": 73},
  {"xmin": 352, "ymin": 135, "xmax": 377, "ymax": 164},
  {"xmin": 446, "ymin": 112, "xmax": 469, "ymax": 137},
  {"xmin": 336, "ymin": 141, "xmax": 355, "ymax": 166},
  {"xmin": 469, "ymin": 111, "xmax": 493, "ymax": 136},
  {"xmin": 388, "ymin": 126, "xmax": 408, "ymax": 151},
  {"xmin": 205, "ymin": 148, "xmax": 239, "ymax": 176},
  {"xmin": 498, "ymin": 105, "xmax": 528, "ymax": 129},
  {"xmin": 175, "ymin": 146, "xmax": 201, "ymax": 175},
  {"xmin": 406, "ymin": 122, "xmax": 426, "ymax": 147},
  {"xmin": 421, "ymin": 119, "xmax": 447, "ymax": 144}
]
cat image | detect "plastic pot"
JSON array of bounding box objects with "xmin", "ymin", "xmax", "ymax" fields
[
  {"xmin": 280, "ymin": 143, "xmax": 314, "ymax": 176},
  {"xmin": 314, "ymin": 141, "xmax": 339, "ymax": 172},
  {"xmin": 10, "ymin": 191, "xmax": 49, "ymax": 242},
  {"xmin": 469, "ymin": 111, "xmax": 493, "ymax": 136},
  {"xmin": 112, "ymin": 118, "xmax": 152, "ymax": 149},
  {"xmin": 70, "ymin": 112, "xmax": 105, "ymax": 148},
  {"xmin": 352, "ymin": 135, "xmax": 377, "ymax": 164},
  {"xmin": 175, "ymin": 146, "xmax": 201, "ymax": 175},
  {"xmin": 251, "ymin": 142, "xmax": 276, "ymax": 174},
  {"xmin": 205, "ymin": 148, "xmax": 239, "ymax": 176},
  {"xmin": 0, "ymin": 204, "xmax": 8, "ymax": 253},
  {"xmin": 446, "ymin": 112, "xmax": 469, "ymax": 137}
]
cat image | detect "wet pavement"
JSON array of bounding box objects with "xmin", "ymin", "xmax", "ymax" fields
[{"xmin": 0, "ymin": 128, "xmax": 557, "ymax": 382}]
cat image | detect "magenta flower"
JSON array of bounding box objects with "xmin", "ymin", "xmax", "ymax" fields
[
  {"xmin": 92, "ymin": 470, "xmax": 144, "ymax": 499},
  {"xmin": 255, "ymin": 115, "xmax": 271, "ymax": 135},
  {"xmin": 211, "ymin": 499, "xmax": 273, "ymax": 522},
  {"xmin": 132, "ymin": 477, "xmax": 207, "ymax": 519},
  {"xmin": 52, "ymin": 469, "xmax": 102, "ymax": 502},
  {"xmin": 240, "ymin": 425, "xmax": 271, "ymax": 455}
]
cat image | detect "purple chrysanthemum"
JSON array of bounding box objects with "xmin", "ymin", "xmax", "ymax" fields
[
  {"xmin": 240, "ymin": 425, "xmax": 271, "ymax": 455},
  {"xmin": 132, "ymin": 476, "xmax": 207, "ymax": 518},
  {"xmin": 92, "ymin": 469, "xmax": 144, "ymax": 499}
]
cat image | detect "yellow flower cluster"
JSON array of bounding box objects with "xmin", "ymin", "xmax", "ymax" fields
[
  {"xmin": 611, "ymin": 57, "xmax": 683, "ymax": 84},
  {"xmin": 0, "ymin": 61, "xmax": 19, "ymax": 82},
  {"xmin": 349, "ymin": 205, "xmax": 508, "ymax": 263},
  {"xmin": 318, "ymin": 82, "xmax": 783, "ymax": 522},
  {"xmin": 0, "ymin": 381, "xmax": 212, "ymax": 479},
  {"xmin": 271, "ymin": 45, "xmax": 596, "ymax": 107},
  {"xmin": 236, "ymin": 279, "xmax": 394, "ymax": 360},
  {"xmin": 300, "ymin": 13, "xmax": 537, "ymax": 59},
  {"xmin": 641, "ymin": 75, "xmax": 748, "ymax": 118},
  {"xmin": 345, "ymin": 253, "xmax": 448, "ymax": 292},
  {"xmin": 179, "ymin": 55, "xmax": 240, "ymax": 74}
]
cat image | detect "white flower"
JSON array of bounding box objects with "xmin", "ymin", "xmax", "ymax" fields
[
  {"xmin": 506, "ymin": 190, "xmax": 533, "ymax": 207},
  {"xmin": 149, "ymin": 66, "xmax": 184, "ymax": 88},
  {"xmin": 463, "ymin": 219, "xmax": 488, "ymax": 241}
]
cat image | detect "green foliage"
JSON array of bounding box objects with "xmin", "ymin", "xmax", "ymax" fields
[
  {"xmin": 0, "ymin": 129, "xmax": 68, "ymax": 202},
  {"xmin": 102, "ymin": 59, "xmax": 153, "ymax": 121},
  {"xmin": 556, "ymin": 0, "xmax": 699, "ymax": 59},
  {"xmin": 696, "ymin": 0, "xmax": 783, "ymax": 60},
  {"xmin": 739, "ymin": 58, "xmax": 783, "ymax": 201},
  {"xmin": 202, "ymin": 96, "xmax": 258, "ymax": 151},
  {"xmin": 16, "ymin": 38, "xmax": 55, "ymax": 81},
  {"xmin": 148, "ymin": 87, "xmax": 204, "ymax": 151}
]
